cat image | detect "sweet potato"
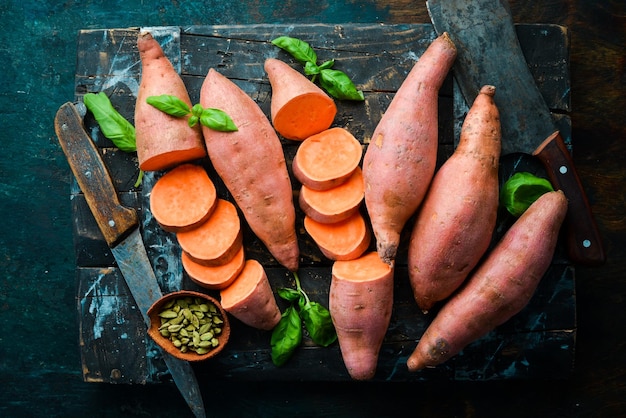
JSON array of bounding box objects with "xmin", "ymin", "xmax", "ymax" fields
[
  {"xmin": 362, "ymin": 32, "xmax": 457, "ymax": 265},
  {"xmin": 200, "ymin": 68, "xmax": 299, "ymax": 271},
  {"xmin": 408, "ymin": 85, "xmax": 501, "ymax": 312},
  {"xmin": 299, "ymin": 166, "xmax": 364, "ymax": 224},
  {"xmin": 407, "ymin": 190, "xmax": 568, "ymax": 372},
  {"xmin": 176, "ymin": 199, "xmax": 243, "ymax": 267},
  {"xmin": 304, "ymin": 211, "xmax": 371, "ymax": 261},
  {"xmin": 265, "ymin": 57, "xmax": 337, "ymax": 141},
  {"xmin": 220, "ymin": 259, "xmax": 282, "ymax": 331},
  {"xmin": 330, "ymin": 252, "xmax": 394, "ymax": 380},
  {"xmin": 135, "ymin": 31, "xmax": 206, "ymax": 171},
  {"xmin": 292, "ymin": 127, "xmax": 362, "ymax": 191},
  {"xmin": 149, "ymin": 163, "xmax": 218, "ymax": 232},
  {"xmin": 182, "ymin": 246, "xmax": 245, "ymax": 290}
]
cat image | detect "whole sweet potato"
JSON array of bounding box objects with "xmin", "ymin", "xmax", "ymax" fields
[
  {"xmin": 407, "ymin": 190, "xmax": 568, "ymax": 371},
  {"xmin": 408, "ymin": 85, "xmax": 501, "ymax": 312},
  {"xmin": 362, "ymin": 32, "xmax": 457, "ymax": 265}
]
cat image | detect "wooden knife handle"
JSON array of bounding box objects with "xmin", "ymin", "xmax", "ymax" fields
[
  {"xmin": 54, "ymin": 102, "xmax": 138, "ymax": 247},
  {"xmin": 533, "ymin": 131, "xmax": 605, "ymax": 265}
]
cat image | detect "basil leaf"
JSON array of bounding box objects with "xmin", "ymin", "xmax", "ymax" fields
[
  {"xmin": 318, "ymin": 59, "xmax": 335, "ymax": 71},
  {"xmin": 277, "ymin": 287, "xmax": 302, "ymax": 302},
  {"xmin": 299, "ymin": 300, "xmax": 337, "ymax": 347},
  {"xmin": 83, "ymin": 92, "xmax": 137, "ymax": 152},
  {"xmin": 199, "ymin": 108, "xmax": 238, "ymax": 132},
  {"xmin": 270, "ymin": 306, "xmax": 303, "ymax": 367},
  {"xmin": 271, "ymin": 36, "xmax": 317, "ymax": 65},
  {"xmin": 304, "ymin": 61, "xmax": 320, "ymax": 76},
  {"xmin": 146, "ymin": 94, "xmax": 191, "ymax": 117},
  {"xmin": 320, "ymin": 69, "xmax": 364, "ymax": 101},
  {"xmin": 500, "ymin": 172, "xmax": 554, "ymax": 217}
]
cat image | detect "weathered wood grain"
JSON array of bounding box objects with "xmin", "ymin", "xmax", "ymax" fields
[{"xmin": 72, "ymin": 23, "xmax": 575, "ymax": 383}]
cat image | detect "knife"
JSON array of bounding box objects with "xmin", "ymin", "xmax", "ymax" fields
[
  {"xmin": 54, "ymin": 101, "xmax": 206, "ymax": 418},
  {"xmin": 427, "ymin": 0, "xmax": 605, "ymax": 265}
]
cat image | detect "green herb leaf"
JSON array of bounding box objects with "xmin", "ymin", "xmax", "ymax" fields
[
  {"xmin": 304, "ymin": 61, "xmax": 320, "ymax": 76},
  {"xmin": 199, "ymin": 108, "xmax": 238, "ymax": 132},
  {"xmin": 500, "ymin": 172, "xmax": 554, "ymax": 217},
  {"xmin": 277, "ymin": 287, "xmax": 302, "ymax": 303},
  {"xmin": 320, "ymin": 69, "xmax": 364, "ymax": 101},
  {"xmin": 299, "ymin": 300, "xmax": 337, "ymax": 347},
  {"xmin": 271, "ymin": 36, "xmax": 317, "ymax": 65},
  {"xmin": 146, "ymin": 94, "xmax": 191, "ymax": 117},
  {"xmin": 83, "ymin": 92, "xmax": 137, "ymax": 152},
  {"xmin": 318, "ymin": 59, "xmax": 335, "ymax": 71},
  {"xmin": 270, "ymin": 305, "xmax": 302, "ymax": 367}
]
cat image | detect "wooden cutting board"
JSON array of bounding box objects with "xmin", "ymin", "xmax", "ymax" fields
[{"xmin": 70, "ymin": 24, "xmax": 575, "ymax": 383}]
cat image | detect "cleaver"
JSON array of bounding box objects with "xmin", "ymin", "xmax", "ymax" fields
[
  {"xmin": 54, "ymin": 102, "xmax": 206, "ymax": 418},
  {"xmin": 427, "ymin": 0, "xmax": 605, "ymax": 265}
]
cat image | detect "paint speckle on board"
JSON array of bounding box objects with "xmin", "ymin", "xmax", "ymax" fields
[{"xmin": 82, "ymin": 271, "xmax": 127, "ymax": 340}]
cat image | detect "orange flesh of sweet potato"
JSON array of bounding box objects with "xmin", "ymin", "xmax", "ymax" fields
[
  {"xmin": 176, "ymin": 199, "xmax": 243, "ymax": 267},
  {"xmin": 135, "ymin": 31, "xmax": 206, "ymax": 171},
  {"xmin": 330, "ymin": 252, "xmax": 394, "ymax": 380},
  {"xmin": 304, "ymin": 211, "xmax": 371, "ymax": 261},
  {"xmin": 149, "ymin": 163, "xmax": 218, "ymax": 233},
  {"xmin": 408, "ymin": 85, "xmax": 501, "ymax": 312},
  {"xmin": 299, "ymin": 166, "xmax": 365, "ymax": 224},
  {"xmin": 200, "ymin": 68, "xmax": 299, "ymax": 271},
  {"xmin": 292, "ymin": 127, "xmax": 363, "ymax": 191},
  {"xmin": 182, "ymin": 246, "xmax": 245, "ymax": 290},
  {"xmin": 220, "ymin": 259, "xmax": 281, "ymax": 331},
  {"xmin": 362, "ymin": 32, "xmax": 457, "ymax": 265},
  {"xmin": 406, "ymin": 190, "xmax": 568, "ymax": 372},
  {"xmin": 265, "ymin": 58, "xmax": 337, "ymax": 141}
]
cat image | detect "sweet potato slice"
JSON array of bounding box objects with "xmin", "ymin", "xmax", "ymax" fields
[
  {"xmin": 330, "ymin": 252, "xmax": 394, "ymax": 380},
  {"xmin": 182, "ymin": 246, "xmax": 245, "ymax": 290},
  {"xmin": 220, "ymin": 259, "xmax": 281, "ymax": 331},
  {"xmin": 149, "ymin": 163, "xmax": 218, "ymax": 232},
  {"xmin": 299, "ymin": 166, "xmax": 364, "ymax": 224},
  {"xmin": 265, "ymin": 57, "xmax": 337, "ymax": 141},
  {"xmin": 362, "ymin": 32, "xmax": 457, "ymax": 265},
  {"xmin": 292, "ymin": 127, "xmax": 362, "ymax": 191},
  {"xmin": 135, "ymin": 31, "xmax": 206, "ymax": 171},
  {"xmin": 304, "ymin": 211, "xmax": 371, "ymax": 261},
  {"xmin": 200, "ymin": 68, "xmax": 300, "ymax": 272},
  {"xmin": 407, "ymin": 190, "xmax": 568, "ymax": 372},
  {"xmin": 176, "ymin": 199, "xmax": 243, "ymax": 267}
]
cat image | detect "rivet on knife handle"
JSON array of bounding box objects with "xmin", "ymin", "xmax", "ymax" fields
[
  {"xmin": 54, "ymin": 102, "xmax": 138, "ymax": 247},
  {"xmin": 533, "ymin": 131, "xmax": 605, "ymax": 265}
]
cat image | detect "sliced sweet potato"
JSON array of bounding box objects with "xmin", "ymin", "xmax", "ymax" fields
[
  {"xmin": 299, "ymin": 166, "xmax": 364, "ymax": 224},
  {"xmin": 304, "ymin": 211, "xmax": 371, "ymax": 261},
  {"xmin": 149, "ymin": 163, "xmax": 218, "ymax": 232},
  {"xmin": 265, "ymin": 57, "xmax": 337, "ymax": 141},
  {"xmin": 182, "ymin": 246, "xmax": 245, "ymax": 290},
  {"xmin": 220, "ymin": 259, "xmax": 281, "ymax": 331},
  {"xmin": 292, "ymin": 127, "xmax": 363, "ymax": 191},
  {"xmin": 176, "ymin": 199, "xmax": 242, "ymax": 267},
  {"xmin": 330, "ymin": 252, "xmax": 394, "ymax": 380}
]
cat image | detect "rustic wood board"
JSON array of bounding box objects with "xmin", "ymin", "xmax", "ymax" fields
[{"xmin": 71, "ymin": 23, "xmax": 575, "ymax": 383}]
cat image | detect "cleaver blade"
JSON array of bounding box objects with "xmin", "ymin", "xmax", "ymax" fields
[{"xmin": 427, "ymin": 0, "xmax": 605, "ymax": 265}]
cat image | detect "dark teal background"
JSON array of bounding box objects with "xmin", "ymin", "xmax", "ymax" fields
[{"xmin": 2, "ymin": 1, "xmax": 625, "ymax": 417}]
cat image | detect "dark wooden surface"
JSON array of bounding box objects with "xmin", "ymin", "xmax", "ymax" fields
[
  {"xmin": 1, "ymin": 1, "xmax": 625, "ymax": 417},
  {"xmin": 73, "ymin": 23, "xmax": 575, "ymax": 384}
]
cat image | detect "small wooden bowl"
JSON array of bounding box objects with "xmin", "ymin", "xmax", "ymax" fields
[{"xmin": 147, "ymin": 290, "xmax": 230, "ymax": 362}]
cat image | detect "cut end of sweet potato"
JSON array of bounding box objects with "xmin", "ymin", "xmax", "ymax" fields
[
  {"xmin": 176, "ymin": 199, "xmax": 243, "ymax": 266},
  {"xmin": 220, "ymin": 259, "xmax": 281, "ymax": 331},
  {"xmin": 292, "ymin": 127, "xmax": 363, "ymax": 191},
  {"xmin": 299, "ymin": 166, "xmax": 364, "ymax": 224},
  {"xmin": 273, "ymin": 93, "xmax": 337, "ymax": 141},
  {"xmin": 150, "ymin": 163, "xmax": 218, "ymax": 232},
  {"xmin": 139, "ymin": 147, "xmax": 207, "ymax": 172},
  {"xmin": 182, "ymin": 246, "xmax": 245, "ymax": 290},
  {"xmin": 332, "ymin": 251, "xmax": 392, "ymax": 282},
  {"xmin": 304, "ymin": 211, "xmax": 371, "ymax": 261}
]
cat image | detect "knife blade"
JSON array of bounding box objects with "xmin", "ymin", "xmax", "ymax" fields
[
  {"xmin": 427, "ymin": 0, "xmax": 605, "ymax": 265},
  {"xmin": 54, "ymin": 101, "xmax": 206, "ymax": 418}
]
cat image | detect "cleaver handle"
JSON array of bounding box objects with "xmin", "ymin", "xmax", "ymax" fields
[
  {"xmin": 54, "ymin": 102, "xmax": 139, "ymax": 247},
  {"xmin": 533, "ymin": 131, "xmax": 605, "ymax": 265}
]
